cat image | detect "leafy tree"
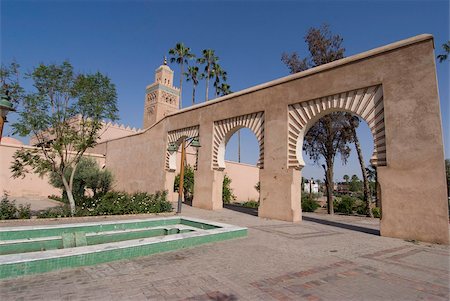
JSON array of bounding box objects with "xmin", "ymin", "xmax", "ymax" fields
[
  {"xmin": 0, "ymin": 62, "xmax": 24, "ymax": 105},
  {"xmin": 305, "ymin": 113, "xmax": 353, "ymax": 214},
  {"xmin": 437, "ymin": 41, "xmax": 450, "ymax": 62},
  {"xmin": 168, "ymin": 43, "xmax": 195, "ymax": 109},
  {"xmin": 197, "ymin": 49, "xmax": 218, "ymax": 101},
  {"xmin": 49, "ymin": 157, "xmax": 113, "ymax": 201},
  {"xmin": 174, "ymin": 164, "xmax": 195, "ymax": 202},
  {"xmin": 348, "ymin": 115, "xmax": 372, "ymax": 216},
  {"xmin": 222, "ymin": 174, "xmax": 236, "ymax": 204},
  {"xmin": 184, "ymin": 66, "xmax": 199, "ymax": 105},
  {"xmin": 10, "ymin": 62, "xmax": 118, "ymax": 216},
  {"xmin": 281, "ymin": 24, "xmax": 352, "ymax": 215},
  {"xmin": 281, "ymin": 24, "xmax": 345, "ymax": 73},
  {"xmin": 0, "ymin": 62, "xmax": 24, "ymax": 141}
]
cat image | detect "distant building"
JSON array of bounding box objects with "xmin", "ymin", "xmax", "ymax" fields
[{"xmin": 304, "ymin": 179, "xmax": 319, "ymax": 194}]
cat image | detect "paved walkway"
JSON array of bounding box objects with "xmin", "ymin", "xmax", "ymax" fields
[{"xmin": 0, "ymin": 206, "xmax": 448, "ymax": 301}]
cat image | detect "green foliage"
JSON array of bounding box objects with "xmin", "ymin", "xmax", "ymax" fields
[
  {"xmin": 9, "ymin": 61, "xmax": 118, "ymax": 216},
  {"xmin": 37, "ymin": 206, "xmax": 72, "ymax": 219},
  {"xmin": 0, "ymin": 61, "xmax": 24, "ymax": 105},
  {"xmin": 301, "ymin": 194, "xmax": 320, "ymax": 212},
  {"xmin": 49, "ymin": 157, "xmax": 113, "ymax": 201},
  {"xmin": 437, "ymin": 41, "xmax": 450, "ymax": 63},
  {"xmin": 241, "ymin": 200, "xmax": 259, "ymax": 208},
  {"xmin": 174, "ymin": 165, "xmax": 195, "ymax": 202},
  {"xmin": 37, "ymin": 191, "xmax": 172, "ymax": 218},
  {"xmin": 0, "ymin": 193, "xmax": 31, "ymax": 220},
  {"xmin": 372, "ymin": 207, "xmax": 381, "ymax": 218},
  {"xmin": 222, "ymin": 174, "xmax": 236, "ymax": 204},
  {"xmin": 335, "ymin": 195, "xmax": 356, "ymax": 214},
  {"xmin": 255, "ymin": 181, "xmax": 260, "ymax": 193}
]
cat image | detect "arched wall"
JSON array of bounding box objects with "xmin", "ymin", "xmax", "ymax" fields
[
  {"xmin": 288, "ymin": 85, "xmax": 385, "ymax": 169},
  {"xmin": 100, "ymin": 35, "xmax": 448, "ymax": 244},
  {"xmin": 166, "ymin": 125, "xmax": 199, "ymax": 171},
  {"xmin": 212, "ymin": 112, "xmax": 264, "ymax": 170}
]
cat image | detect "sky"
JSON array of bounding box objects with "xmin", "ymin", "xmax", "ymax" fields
[{"xmin": 1, "ymin": 0, "xmax": 449, "ymax": 182}]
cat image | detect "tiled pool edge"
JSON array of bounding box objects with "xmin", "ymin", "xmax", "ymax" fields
[{"xmin": 0, "ymin": 217, "xmax": 247, "ymax": 279}]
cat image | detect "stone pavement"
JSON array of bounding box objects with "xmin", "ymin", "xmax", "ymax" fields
[{"xmin": 0, "ymin": 205, "xmax": 448, "ymax": 301}]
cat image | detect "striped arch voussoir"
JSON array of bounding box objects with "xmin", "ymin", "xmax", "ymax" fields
[
  {"xmin": 165, "ymin": 125, "xmax": 199, "ymax": 171},
  {"xmin": 212, "ymin": 112, "xmax": 264, "ymax": 170},
  {"xmin": 288, "ymin": 85, "xmax": 385, "ymax": 169}
]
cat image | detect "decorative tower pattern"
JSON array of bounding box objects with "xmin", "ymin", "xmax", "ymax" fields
[{"xmin": 143, "ymin": 58, "xmax": 180, "ymax": 128}]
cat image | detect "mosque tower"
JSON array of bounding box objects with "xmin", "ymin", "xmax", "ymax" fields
[{"xmin": 143, "ymin": 58, "xmax": 180, "ymax": 128}]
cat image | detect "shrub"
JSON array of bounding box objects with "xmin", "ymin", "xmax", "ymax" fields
[
  {"xmin": 49, "ymin": 157, "xmax": 114, "ymax": 202},
  {"xmin": 174, "ymin": 165, "xmax": 195, "ymax": 202},
  {"xmin": 301, "ymin": 194, "xmax": 320, "ymax": 212},
  {"xmin": 0, "ymin": 194, "xmax": 18, "ymax": 219},
  {"xmin": 335, "ymin": 196, "xmax": 356, "ymax": 214},
  {"xmin": 37, "ymin": 206, "xmax": 72, "ymax": 218},
  {"xmin": 222, "ymin": 174, "xmax": 236, "ymax": 204},
  {"xmin": 17, "ymin": 204, "xmax": 31, "ymax": 219},
  {"xmin": 241, "ymin": 200, "xmax": 259, "ymax": 208},
  {"xmin": 372, "ymin": 207, "xmax": 381, "ymax": 218},
  {"xmin": 76, "ymin": 191, "xmax": 172, "ymax": 216},
  {"xmin": 0, "ymin": 193, "xmax": 31, "ymax": 220}
]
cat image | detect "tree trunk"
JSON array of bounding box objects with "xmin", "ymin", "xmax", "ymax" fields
[
  {"xmin": 61, "ymin": 175, "xmax": 76, "ymax": 216},
  {"xmin": 324, "ymin": 163, "xmax": 334, "ymax": 215},
  {"xmin": 353, "ymin": 128, "xmax": 373, "ymax": 217},
  {"xmin": 205, "ymin": 65, "xmax": 210, "ymax": 101},
  {"xmin": 326, "ymin": 164, "xmax": 334, "ymax": 215},
  {"xmin": 192, "ymin": 84, "xmax": 196, "ymax": 105},
  {"xmin": 0, "ymin": 115, "xmax": 4, "ymax": 143},
  {"xmin": 179, "ymin": 62, "xmax": 183, "ymax": 109},
  {"xmin": 238, "ymin": 130, "xmax": 241, "ymax": 163}
]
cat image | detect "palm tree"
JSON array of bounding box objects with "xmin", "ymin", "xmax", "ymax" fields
[
  {"xmin": 437, "ymin": 41, "xmax": 450, "ymax": 62},
  {"xmin": 343, "ymin": 174, "xmax": 349, "ymax": 183},
  {"xmin": 168, "ymin": 43, "xmax": 195, "ymax": 109},
  {"xmin": 218, "ymin": 83, "xmax": 232, "ymax": 96},
  {"xmin": 184, "ymin": 66, "xmax": 199, "ymax": 105},
  {"xmin": 197, "ymin": 49, "xmax": 218, "ymax": 101},
  {"xmin": 349, "ymin": 116, "xmax": 373, "ymax": 217},
  {"xmin": 212, "ymin": 63, "xmax": 227, "ymax": 98}
]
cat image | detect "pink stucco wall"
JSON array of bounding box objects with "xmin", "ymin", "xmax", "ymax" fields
[{"xmin": 0, "ymin": 140, "xmax": 106, "ymax": 198}]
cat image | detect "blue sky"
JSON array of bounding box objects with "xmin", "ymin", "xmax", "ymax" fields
[{"xmin": 1, "ymin": 0, "xmax": 449, "ymax": 182}]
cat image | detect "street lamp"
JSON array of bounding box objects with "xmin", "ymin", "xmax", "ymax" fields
[
  {"xmin": 0, "ymin": 90, "xmax": 15, "ymax": 143},
  {"xmin": 167, "ymin": 136, "xmax": 201, "ymax": 213}
]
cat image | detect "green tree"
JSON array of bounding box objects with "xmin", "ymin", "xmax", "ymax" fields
[
  {"xmin": 49, "ymin": 157, "xmax": 113, "ymax": 201},
  {"xmin": 343, "ymin": 174, "xmax": 349, "ymax": 183},
  {"xmin": 168, "ymin": 42, "xmax": 195, "ymax": 109},
  {"xmin": 10, "ymin": 62, "xmax": 118, "ymax": 216},
  {"xmin": 304, "ymin": 113, "xmax": 353, "ymax": 214},
  {"xmin": 222, "ymin": 174, "xmax": 236, "ymax": 204},
  {"xmin": 437, "ymin": 41, "xmax": 450, "ymax": 62},
  {"xmin": 0, "ymin": 62, "xmax": 24, "ymax": 105},
  {"xmin": 349, "ymin": 116, "xmax": 373, "ymax": 217},
  {"xmin": 184, "ymin": 66, "xmax": 199, "ymax": 105},
  {"xmin": 197, "ymin": 49, "xmax": 218, "ymax": 101},
  {"xmin": 281, "ymin": 24, "xmax": 351, "ymax": 215},
  {"xmin": 174, "ymin": 164, "xmax": 195, "ymax": 202}
]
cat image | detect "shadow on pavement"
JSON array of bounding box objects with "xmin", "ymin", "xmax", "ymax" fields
[
  {"xmin": 302, "ymin": 215, "xmax": 380, "ymax": 236},
  {"xmin": 223, "ymin": 204, "xmax": 258, "ymax": 217}
]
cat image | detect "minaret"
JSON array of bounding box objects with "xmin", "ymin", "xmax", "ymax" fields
[{"xmin": 143, "ymin": 57, "xmax": 180, "ymax": 128}]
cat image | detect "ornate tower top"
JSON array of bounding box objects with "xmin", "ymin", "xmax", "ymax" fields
[{"xmin": 143, "ymin": 62, "xmax": 180, "ymax": 128}]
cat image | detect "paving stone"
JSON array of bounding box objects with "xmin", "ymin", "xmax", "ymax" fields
[{"xmin": 0, "ymin": 207, "xmax": 448, "ymax": 300}]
